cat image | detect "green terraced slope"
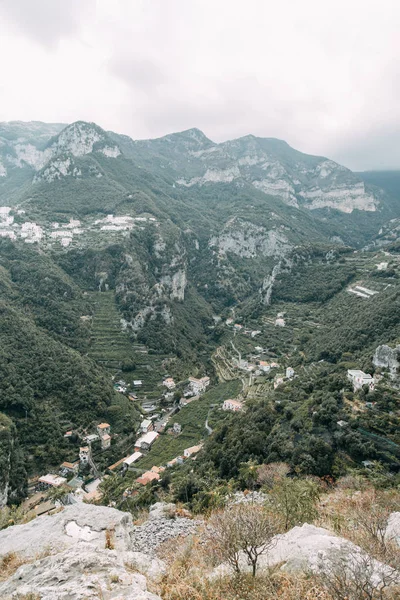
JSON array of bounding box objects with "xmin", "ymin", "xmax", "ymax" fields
[{"xmin": 88, "ymin": 291, "xmax": 134, "ymax": 369}]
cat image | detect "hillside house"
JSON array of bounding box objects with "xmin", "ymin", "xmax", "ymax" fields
[
  {"xmin": 184, "ymin": 444, "xmax": 202, "ymax": 458},
  {"xmin": 128, "ymin": 393, "xmax": 138, "ymax": 401},
  {"xmin": 286, "ymin": 367, "xmax": 295, "ymax": 379},
  {"xmin": 163, "ymin": 377, "xmax": 176, "ymax": 390},
  {"xmin": 223, "ymin": 399, "xmax": 243, "ymax": 412},
  {"xmin": 271, "ymin": 362, "xmax": 280, "ymax": 369},
  {"xmin": 275, "ymin": 317, "xmax": 285, "ymax": 327},
  {"xmin": 97, "ymin": 423, "xmax": 111, "ymax": 436},
  {"xmin": 140, "ymin": 419, "xmax": 153, "ymax": 433},
  {"xmin": 136, "ymin": 471, "xmax": 160, "ymax": 485},
  {"xmin": 259, "ymin": 361, "xmax": 271, "ymax": 373},
  {"xmin": 38, "ymin": 474, "xmax": 67, "ymax": 489},
  {"xmin": 347, "ymin": 369, "xmax": 375, "ymax": 391},
  {"xmin": 188, "ymin": 376, "xmax": 210, "ymax": 395},
  {"xmin": 133, "ymin": 380, "xmax": 143, "ymax": 387},
  {"xmin": 79, "ymin": 447, "xmax": 90, "ymax": 464},
  {"xmin": 123, "ymin": 452, "xmax": 143, "ymax": 469},
  {"xmin": 101, "ymin": 433, "xmax": 111, "ymax": 450},
  {"xmin": 60, "ymin": 461, "xmax": 79, "ymax": 475},
  {"xmin": 135, "ymin": 431, "xmax": 159, "ymax": 451},
  {"xmin": 167, "ymin": 456, "xmax": 184, "ymax": 467},
  {"xmin": 172, "ymin": 422, "xmax": 182, "ymax": 434},
  {"xmin": 151, "ymin": 465, "xmax": 165, "ymax": 474},
  {"xmin": 85, "ymin": 434, "xmax": 99, "ymax": 444}
]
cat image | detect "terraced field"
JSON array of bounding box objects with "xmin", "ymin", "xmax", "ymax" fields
[
  {"xmin": 87, "ymin": 291, "xmax": 134, "ymax": 370},
  {"xmin": 87, "ymin": 291, "xmax": 171, "ymax": 397}
]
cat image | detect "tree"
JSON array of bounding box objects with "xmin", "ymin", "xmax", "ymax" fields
[
  {"xmin": 268, "ymin": 477, "xmax": 320, "ymax": 531},
  {"xmin": 207, "ymin": 504, "xmax": 280, "ymax": 577}
]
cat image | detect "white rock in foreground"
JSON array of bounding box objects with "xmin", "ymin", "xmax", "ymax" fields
[
  {"xmin": 0, "ymin": 546, "xmax": 161, "ymax": 600},
  {"xmin": 212, "ymin": 523, "xmax": 397, "ymax": 584},
  {"xmin": 0, "ymin": 504, "xmax": 134, "ymax": 558}
]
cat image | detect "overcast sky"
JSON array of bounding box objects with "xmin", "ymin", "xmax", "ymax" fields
[{"xmin": 0, "ymin": 0, "xmax": 399, "ymax": 170}]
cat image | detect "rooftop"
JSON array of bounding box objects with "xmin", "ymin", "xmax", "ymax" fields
[{"xmin": 98, "ymin": 423, "xmax": 110, "ymax": 429}]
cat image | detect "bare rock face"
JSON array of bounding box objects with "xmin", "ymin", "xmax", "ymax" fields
[
  {"xmin": 0, "ymin": 504, "xmax": 133, "ymax": 559},
  {"xmin": 0, "ymin": 547, "xmax": 161, "ymax": 600},
  {"xmin": 373, "ymin": 344, "xmax": 400, "ymax": 375},
  {"xmin": 386, "ymin": 512, "xmax": 400, "ymax": 547},
  {"xmin": 0, "ymin": 504, "xmax": 164, "ymax": 599},
  {"xmin": 212, "ymin": 523, "xmax": 397, "ymax": 585}
]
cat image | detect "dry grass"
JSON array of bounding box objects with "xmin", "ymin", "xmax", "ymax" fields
[
  {"xmin": 156, "ymin": 536, "xmax": 330, "ymax": 600},
  {"xmin": 105, "ymin": 527, "xmax": 115, "ymax": 550},
  {"xmin": 133, "ymin": 508, "xmax": 149, "ymax": 526},
  {"xmin": 0, "ymin": 548, "xmax": 53, "ymax": 583},
  {"xmin": 317, "ymin": 487, "xmax": 400, "ymax": 569}
]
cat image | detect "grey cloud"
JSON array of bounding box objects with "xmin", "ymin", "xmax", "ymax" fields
[{"xmin": 0, "ymin": 0, "xmax": 94, "ymax": 47}]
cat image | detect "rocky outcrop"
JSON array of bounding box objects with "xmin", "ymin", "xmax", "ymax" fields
[
  {"xmin": 130, "ymin": 502, "xmax": 202, "ymax": 554},
  {"xmin": 373, "ymin": 344, "xmax": 400, "ymax": 375},
  {"xmin": 0, "ymin": 502, "xmax": 204, "ymax": 599},
  {"xmin": 0, "ymin": 503, "xmax": 166, "ymax": 600},
  {"xmin": 212, "ymin": 523, "xmax": 398, "ymax": 584},
  {"xmin": 0, "ymin": 547, "xmax": 161, "ymax": 600},
  {"xmin": 0, "ymin": 503, "xmax": 133, "ymax": 557}
]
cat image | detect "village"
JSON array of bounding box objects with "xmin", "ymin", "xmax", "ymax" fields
[
  {"xmin": 24, "ymin": 299, "xmax": 395, "ymax": 517},
  {"xmin": 25, "ymin": 326, "xmax": 301, "ymax": 515}
]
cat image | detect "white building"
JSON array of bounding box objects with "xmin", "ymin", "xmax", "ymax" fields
[
  {"xmin": 123, "ymin": 452, "xmax": 143, "ymax": 468},
  {"xmin": 140, "ymin": 419, "xmax": 153, "ymax": 433},
  {"xmin": 188, "ymin": 376, "xmax": 210, "ymax": 395},
  {"xmin": 38, "ymin": 474, "xmax": 67, "ymax": 488},
  {"xmin": 259, "ymin": 361, "xmax": 271, "ymax": 373},
  {"xmin": 222, "ymin": 399, "xmax": 243, "ymax": 412},
  {"xmin": 347, "ymin": 370, "xmax": 375, "ymax": 391},
  {"xmin": 286, "ymin": 367, "xmax": 295, "ymax": 379},
  {"xmin": 79, "ymin": 446, "xmax": 90, "ymax": 464},
  {"xmin": 135, "ymin": 431, "xmax": 159, "ymax": 451}
]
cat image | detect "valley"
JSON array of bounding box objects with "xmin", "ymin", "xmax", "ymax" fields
[{"xmin": 0, "ymin": 120, "xmax": 400, "ymax": 520}]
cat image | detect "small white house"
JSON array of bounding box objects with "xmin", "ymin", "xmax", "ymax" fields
[
  {"xmin": 38, "ymin": 474, "xmax": 67, "ymax": 488},
  {"xmin": 347, "ymin": 369, "xmax": 375, "ymax": 391},
  {"xmin": 259, "ymin": 361, "xmax": 271, "ymax": 373},
  {"xmin": 133, "ymin": 380, "xmax": 143, "ymax": 387},
  {"xmin": 135, "ymin": 431, "xmax": 159, "ymax": 451},
  {"xmin": 140, "ymin": 419, "xmax": 153, "ymax": 433},
  {"xmin": 123, "ymin": 452, "xmax": 143, "ymax": 468},
  {"xmin": 286, "ymin": 367, "xmax": 295, "ymax": 379},
  {"xmin": 223, "ymin": 399, "xmax": 243, "ymax": 412}
]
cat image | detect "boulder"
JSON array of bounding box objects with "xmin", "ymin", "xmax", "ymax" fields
[
  {"xmin": 0, "ymin": 546, "xmax": 161, "ymax": 600},
  {"xmin": 0, "ymin": 503, "xmax": 133, "ymax": 559},
  {"xmin": 212, "ymin": 523, "xmax": 396, "ymax": 584}
]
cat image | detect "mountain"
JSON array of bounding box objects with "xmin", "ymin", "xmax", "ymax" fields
[{"xmin": 1, "ymin": 120, "xmax": 400, "ymax": 503}]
